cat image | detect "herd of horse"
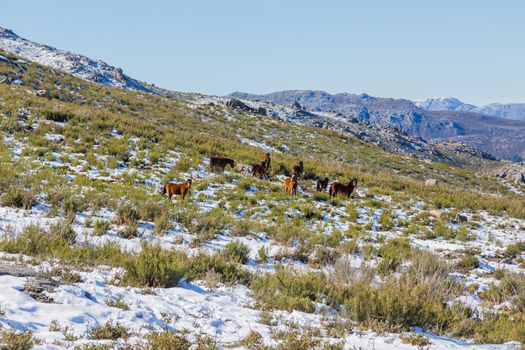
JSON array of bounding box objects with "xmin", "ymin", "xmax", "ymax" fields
[{"xmin": 161, "ymin": 153, "xmax": 358, "ymax": 201}]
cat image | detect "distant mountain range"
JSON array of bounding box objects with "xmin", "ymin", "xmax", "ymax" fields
[
  {"xmin": 2, "ymin": 25, "xmax": 525, "ymax": 161},
  {"xmin": 230, "ymin": 91, "xmax": 525, "ymax": 161},
  {"xmin": 414, "ymin": 97, "xmax": 525, "ymax": 121}
]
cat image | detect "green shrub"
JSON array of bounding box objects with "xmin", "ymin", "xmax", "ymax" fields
[
  {"xmin": 146, "ymin": 330, "xmax": 191, "ymax": 350},
  {"xmin": 49, "ymin": 219, "xmax": 77, "ymax": 244},
  {"xmin": 1, "ymin": 187, "xmax": 35, "ymax": 209},
  {"xmin": 455, "ymin": 254, "xmax": 479, "ymax": 272},
  {"xmin": 186, "ymin": 208, "xmax": 231, "ymax": 241},
  {"xmin": 93, "ymin": 219, "xmax": 110, "ymax": 236},
  {"xmin": 504, "ymin": 241, "xmax": 525, "ymax": 258},
  {"xmin": 124, "ymin": 244, "xmax": 188, "ymax": 288},
  {"xmin": 186, "ymin": 252, "xmax": 252, "ymax": 285},
  {"xmin": 43, "ymin": 109, "xmax": 73, "ymax": 122},
  {"xmin": 223, "ymin": 241, "xmax": 251, "ymax": 264},
  {"xmin": 115, "ymin": 202, "xmax": 140, "ymax": 226},
  {"xmin": 119, "ymin": 223, "xmax": 139, "ymax": 239},
  {"xmin": 0, "ymin": 328, "xmax": 37, "ymax": 350},
  {"xmin": 257, "ymin": 246, "xmax": 268, "ymax": 263},
  {"xmin": 89, "ymin": 321, "xmax": 129, "ymax": 340},
  {"xmin": 302, "ymin": 204, "xmax": 323, "ymax": 220},
  {"xmin": 314, "ymin": 246, "xmax": 340, "ymax": 266},
  {"xmin": 251, "ymin": 267, "xmax": 327, "ymax": 313},
  {"xmin": 271, "ymin": 222, "xmax": 312, "ymax": 245},
  {"xmin": 154, "ymin": 212, "xmax": 171, "ymax": 236},
  {"xmin": 379, "ymin": 210, "xmax": 394, "ymax": 230}
]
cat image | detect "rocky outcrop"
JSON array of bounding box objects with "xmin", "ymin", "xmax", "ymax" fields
[
  {"xmin": 488, "ymin": 162, "xmax": 525, "ymax": 183},
  {"xmin": 226, "ymin": 99, "xmax": 267, "ymax": 115}
]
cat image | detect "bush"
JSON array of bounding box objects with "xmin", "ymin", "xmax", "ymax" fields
[
  {"xmin": 1, "ymin": 187, "xmax": 35, "ymax": 209},
  {"xmin": 93, "ymin": 219, "xmax": 110, "ymax": 236},
  {"xmin": 251, "ymin": 267, "xmax": 327, "ymax": 313},
  {"xmin": 146, "ymin": 330, "xmax": 191, "ymax": 350},
  {"xmin": 119, "ymin": 222, "xmax": 139, "ymax": 239},
  {"xmin": 154, "ymin": 212, "xmax": 171, "ymax": 236},
  {"xmin": 49, "ymin": 219, "xmax": 77, "ymax": 244},
  {"xmin": 343, "ymin": 275, "xmax": 468, "ymax": 333},
  {"xmin": 223, "ymin": 241, "xmax": 251, "ymax": 264},
  {"xmin": 271, "ymin": 222, "xmax": 312, "ymax": 245},
  {"xmin": 314, "ymin": 246, "xmax": 340, "ymax": 266},
  {"xmin": 186, "ymin": 252, "xmax": 252, "ymax": 285},
  {"xmin": 0, "ymin": 329, "xmax": 37, "ymax": 350},
  {"xmin": 377, "ymin": 238, "xmax": 411, "ymax": 274},
  {"xmin": 43, "ymin": 109, "xmax": 73, "ymax": 122},
  {"xmin": 115, "ymin": 202, "xmax": 140, "ymax": 226},
  {"xmin": 1, "ymin": 225, "xmax": 51, "ymax": 256},
  {"xmin": 180, "ymin": 207, "xmax": 231, "ymax": 241},
  {"xmin": 124, "ymin": 244, "xmax": 189, "ymax": 288},
  {"xmin": 379, "ymin": 210, "xmax": 394, "ymax": 230},
  {"xmin": 504, "ymin": 241, "xmax": 525, "ymax": 258},
  {"xmin": 89, "ymin": 320, "xmax": 129, "ymax": 340},
  {"xmin": 455, "ymin": 254, "xmax": 479, "ymax": 272},
  {"xmin": 302, "ymin": 205, "xmax": 323, "ymax": 220}
]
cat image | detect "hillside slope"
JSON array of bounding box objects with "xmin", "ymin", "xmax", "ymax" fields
[{"xmin": 1, "ymin": 49, "xmax": 525, "ymax": 349}]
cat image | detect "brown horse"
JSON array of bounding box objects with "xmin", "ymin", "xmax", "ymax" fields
[
  {"xmin": 316, "ymin": 177, "xmax": 329, "ymax": 192},
  {"xmin": 329, "ymin": 178, "xmax": 358, "ymax": 198},
  {"xmin": 292, "ymin": 160, "xmax": 304, "ymax": 177},
  {"xmin": 284, "ymin": 173, "xmax": 298, "ymax": 195},
  {"xmin": 251, "ymin": 162, "xmax": 268, "ymax": 179},
  {"xmin": 210, "ymin": 156, "xmax": 235, "ymax": 172},
  {"xmin": 162, "ymin": 179, "xmax": 192, "ymax": 200}
]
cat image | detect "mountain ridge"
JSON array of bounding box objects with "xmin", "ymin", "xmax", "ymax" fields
[
  {"xmin": 414, "ymin": 96, "xmax": 525, "ymax": 121},
  {"xmin": 0, "ymin": 26, "xmax": 156, "ymax": 94},
  {"xmin": 229, "ymin": 90, "xmax": 525, "ymax": 161}
]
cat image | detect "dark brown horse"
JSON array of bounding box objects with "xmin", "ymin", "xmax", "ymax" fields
[
  {"xmin": 284, "ymin": 173, "xmax": 298, "ymax": 195},
  {"xmin": 292, "ymin": 160, "xmax": 304, "ymax": 177},
  {"xmin": 251, "ymin": 162, "xmax": 268, "ymax": 179},
  {"xmin": 210, "ymin": 156, "xmax": 235, "ymax": 172},
  {"xmin": 316, "ymin": 177, "xmax": 329, "ymax": 192},
  {"xmin": 329, "ymin": 178, "xmax": 358, "ymax": 198},
  {"xmin": 162, "ymin": 179, "xmax": 192, "ymax": 200}
]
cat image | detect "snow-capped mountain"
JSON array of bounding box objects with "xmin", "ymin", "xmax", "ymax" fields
[
  {"xmin": 413, "ymin": 97, "xmax": 477, "ymax": 113},
  {"xmin": 415, "ymin": 97, "xmax": 525, "ymax": 121},
  {"xmin": 0, "ymin": 26, "xmax": 155, "ymax": 93}
]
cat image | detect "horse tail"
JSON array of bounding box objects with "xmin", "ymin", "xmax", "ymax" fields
[
  {"xmin": 161, "ymin": 183, "xmax": 167, "ymax": 195},
  {"xmin": 329, "ymin": 185, "xmax": 333, "ymax": 197}
]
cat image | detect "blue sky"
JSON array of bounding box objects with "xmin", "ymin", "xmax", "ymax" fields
[{"xmin": 1, "ymin": 0, "xmax": 524, "ymax": 105}]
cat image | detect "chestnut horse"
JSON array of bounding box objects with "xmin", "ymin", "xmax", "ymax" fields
[
  {"xmin": 329, "ymin": 178, "xmax": 358, "ymax": 198},
  {"xmin": 316, "ymin": 177, "xmax": 329, "ymax": 192},
  {"xmin": 210, "ymin": 156, "xmax": 235, "ymax": 172},
  {"xmin": 162, "ymin": 179, "xmax": 192, "ymax": 200},
  {"xmin": 284, "ymin": 173, "xmax": 298, "ymax": 195},
  {"xmin": 292, "ymin": 160, "xmax": 304, "ymax": 177}
]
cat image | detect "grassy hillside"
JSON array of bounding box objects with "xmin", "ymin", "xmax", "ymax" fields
[{"xmin": 1, "ymin": 48, "xmax": 525, "ymax": 349}]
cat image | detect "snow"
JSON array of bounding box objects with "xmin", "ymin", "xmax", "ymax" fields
[{"xmin": 238, "ymin": 136, "xmax": 280, "ymax": 153}]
